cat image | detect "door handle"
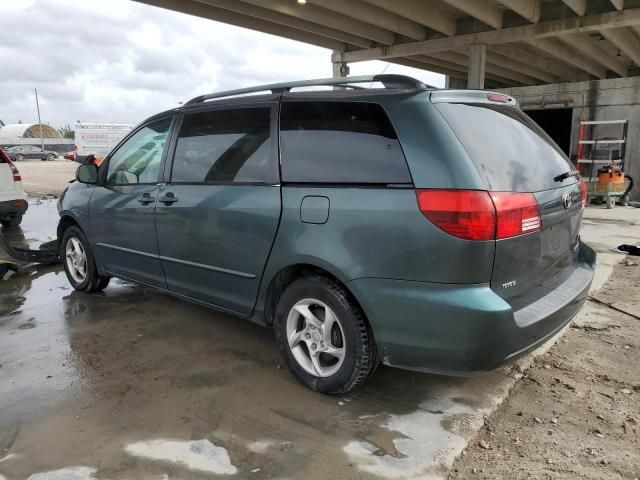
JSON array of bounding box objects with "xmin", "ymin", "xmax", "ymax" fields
[
  {"xmin": 159, "ymin": 192, "xmax": 178, "ymax": 205},
  {"xmin": 137, "ymin": 193, "xmax": 154, "ymax": 205}
]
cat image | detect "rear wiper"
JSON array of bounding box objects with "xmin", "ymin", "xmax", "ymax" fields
[{"xmin": 554, "ymin": 170, "xmax": 580, "ymax": 182}]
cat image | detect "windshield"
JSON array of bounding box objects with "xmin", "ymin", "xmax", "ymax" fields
[{"xmin": 435, "ymin": 103, "xmax": 575, "ymax": 192}]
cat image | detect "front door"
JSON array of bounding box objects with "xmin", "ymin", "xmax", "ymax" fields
[
  {"xmin": 89, "ymin": 116, "xmax": 173, "ymax": 288},
  {"xmin": 155, "ymin": 104, "xmax": 281, "ymax": 315}
]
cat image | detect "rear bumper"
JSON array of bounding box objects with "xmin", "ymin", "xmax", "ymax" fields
[
  {"xmin": 347, "ymin": 241, "xmax": 596, "ymax": 375},
  {"xmin": 0, "ymin": 199, "xmax": 28, "ymax": 220}
]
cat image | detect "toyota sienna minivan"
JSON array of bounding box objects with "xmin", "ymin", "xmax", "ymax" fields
[{"xmin": 58, "ymin": 75, "xmax": 595, "ymax": 394}]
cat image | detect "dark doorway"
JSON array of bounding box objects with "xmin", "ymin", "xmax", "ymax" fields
[{"xmin": 525, "ymin": 108, "xmax": 573, "ymax": 155}]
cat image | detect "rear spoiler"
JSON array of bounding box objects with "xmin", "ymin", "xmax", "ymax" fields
[{"xmin": 430, "ymin": 90, "xmax": 518, "ymax": 107}]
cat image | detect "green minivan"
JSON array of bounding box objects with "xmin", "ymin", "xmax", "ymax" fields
[{"xmin": 58, "ymin": 75, "xmax": 595, "ymax": 393}]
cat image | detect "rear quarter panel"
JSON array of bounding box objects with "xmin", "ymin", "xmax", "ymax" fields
[{"xmin": 260, "ymin": 186, "xmax": 495, "ymax": 284}]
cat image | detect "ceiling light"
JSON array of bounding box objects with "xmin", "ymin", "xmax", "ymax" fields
[{"xmin": 297, "ymin": 0, "xmax": 307, "ymax": 4}]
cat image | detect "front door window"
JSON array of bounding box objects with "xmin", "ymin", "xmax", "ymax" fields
[{"xmin": 106, "ymin": 118, "xmax": 171, "ymax": 185}]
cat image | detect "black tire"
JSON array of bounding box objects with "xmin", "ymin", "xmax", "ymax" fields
[
  {"xmin": 1, "ymin": 216, "xmax": 22, "ymax": 228},
  {"xmin": 61, "ymin": 226, "xmax": 110, "ymax": 293},
  {"xmin": 274, "ymin": 276, "xmax": 378, "ymax": 394},
  {"xmin": 15, "ymin": 154, "xmax": 24, "ymax": 162},
  {"xmin": 46, "ymin": 153, "xmax": 56, "ymax": 161}
]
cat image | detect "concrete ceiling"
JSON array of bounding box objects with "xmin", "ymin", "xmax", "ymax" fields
[{"xmin": 134, "ymin": 0, "xmax": 640, "ymax": 88}]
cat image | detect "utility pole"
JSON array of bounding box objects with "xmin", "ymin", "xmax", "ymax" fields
[{"xmin": 34, "ymin": 88, "xmax": 44, "ymax": 150}]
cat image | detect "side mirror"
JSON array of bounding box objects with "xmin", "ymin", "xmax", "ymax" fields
[{"xmin": 76, "ymin": 164, "xmax": 98, "ymax": 184}]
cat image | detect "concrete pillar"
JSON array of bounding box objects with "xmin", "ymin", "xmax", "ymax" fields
[
  {"xmin": 332, "ymin": 50, "xmax": 349, "ymax": 78},
  {"xmin": 446, "ymin": 76, "xmax": 467, "ymax": 89},
  {"xmin": 468, "ymin": 44, "xmax": 487, "ymax": 89}
]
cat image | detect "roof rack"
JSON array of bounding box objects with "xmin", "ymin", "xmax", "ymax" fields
[{"xmin": 185, "ymin": 74, "xmax": 430, "ymax": 106}]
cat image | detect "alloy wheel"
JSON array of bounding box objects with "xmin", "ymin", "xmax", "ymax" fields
[
  {"xmin": 286, "ymin": 298, "xmax": 346, "ymax": 377},
  {"xmin": 65, "ymin": 237, "xmax": 87, "ymax": 283}
]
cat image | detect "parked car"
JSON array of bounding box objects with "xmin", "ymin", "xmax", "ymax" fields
[
  {"xmin": 64, "ymin": 150, "xmax": 77, "ymax": 161},
  {"xmin": 0, "ymin": 148, "xmax": 27, "ymax": 227},
  {"xmin": 5, "ymin": 145, "xmax": 57, "ymax": 161},
  {"xmin": 57, "ymin": 75, "xmax": 595, "ymax": 394}
]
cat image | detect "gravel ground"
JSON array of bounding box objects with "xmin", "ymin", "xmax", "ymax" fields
[
  {"xmin": 451, "ymin": 259, "xmax": 640, "ymax": 480},
  {"xmin": 15, "ymin": 159, "xmax": 77, "ymax": 197}
]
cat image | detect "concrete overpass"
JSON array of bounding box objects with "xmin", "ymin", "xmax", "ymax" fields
[{"xmin": 135, "ymin": 0, "xmax": 640, "ymax": 89}]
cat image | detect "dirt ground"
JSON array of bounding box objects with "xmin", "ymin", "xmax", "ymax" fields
[
  {"xmin": 451, "ymin": 260, "xmax": 640, "ymax": 480},
  {"xmin": 15, "ymin": 159, "xmax": 77, "ymax": 197}
]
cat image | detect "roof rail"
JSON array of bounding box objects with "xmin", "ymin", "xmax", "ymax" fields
[{"xmin": 184, "ymin": 74, "xmax": 430, "ymax": 106}]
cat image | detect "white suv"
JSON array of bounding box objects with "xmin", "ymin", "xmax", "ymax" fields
[{"xmin": 0, "ymin": 148, "xmax": 27, "ymax": 228}]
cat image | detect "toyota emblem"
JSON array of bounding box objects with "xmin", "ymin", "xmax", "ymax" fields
[{"xmin": 562, "ymin": 192, "xmax": 573, "ymax": 209}]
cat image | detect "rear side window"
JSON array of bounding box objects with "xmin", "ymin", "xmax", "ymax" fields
[
  {"xmin": 280, "ymin": 101, "xmax": 411, "ymax": 184},
  {"xmin": 172, "ymin": 108, "xmax": 272, "ymax": 183},
  {"xmin": 435, "ymin": 103, "xmax": 574, "ymax": 192}
]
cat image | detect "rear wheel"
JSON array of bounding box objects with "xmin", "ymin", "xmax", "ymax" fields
[
  {"xmin": 274, "ymin": 276, "xmax": 378, "ymax": 394},
  {"xmin": 46, "ymin": 153, "xmax": 55, "ymax": 161},
  {"xmin": 15, "ymin": 154, "xmax": 24, "ymax": 162},
  {"xmin": 606, "ymin": 197, "xmax": 615, "ymax": 209},
  {"xmin": 1, "ymin": 216, "xmax": 22, "ymax": 228},
  {"xmin": 61, "ymin": 226, "xmax": 110, "ymax": 292}
]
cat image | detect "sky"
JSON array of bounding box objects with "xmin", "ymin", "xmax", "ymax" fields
[{"xmin": 0, "ymin": 0, "xmax": 444, "ymax": 130}]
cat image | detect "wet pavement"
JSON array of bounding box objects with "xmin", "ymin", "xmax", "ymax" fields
[{"xmin": 0, "ymin": 200, "xmax": 636, "ymax": 480}]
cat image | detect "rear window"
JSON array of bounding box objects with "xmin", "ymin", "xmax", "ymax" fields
[
  {"xmin": 435, "ymin": 103, "xmax": 575, "ymax": 192},
  {"xmin": 280, "ymin": 101, "xmax": 411, "ymax": 184}
]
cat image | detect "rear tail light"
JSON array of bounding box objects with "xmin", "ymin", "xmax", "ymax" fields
[
  {"xmin": 579, "ymin": 178, "xmax": 587, "ymax": 207},
  {"xmin": 416, "ymin": 189, "xmax": 541, "ymax": 241},
  {"xmin": 416, "ymin": 190, "xmax": 496, "ymax": 241},
  {"xmin": 491, "ymin": 192, "xmax": 541, "ymax": 239},
  {"xmin": 0, "ymin": 150, "xmax": 21, "ymax": 181}
]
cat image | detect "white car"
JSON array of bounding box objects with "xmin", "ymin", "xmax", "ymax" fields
[{"xmin": 0, "ymin": 148, "xmax": 27, "ymax": 228}]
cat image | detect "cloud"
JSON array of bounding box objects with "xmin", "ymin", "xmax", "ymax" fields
[{"xmin": 0, "ymin": 0, "xmax": 444, "ymax": 128}]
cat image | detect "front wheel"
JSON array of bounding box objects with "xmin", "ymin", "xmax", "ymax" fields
[
  {"xmin": 15, "ymin": 154, "xmax": 24, "ymax": 162},
  {"xmin": 274, "ymin": 276, "xmax": 378, "ymax": 394},
  {"xmin": 61, "ymin": 226, "xmax": 110, "ymax": 292},
  {"xmin": 46, "ymin": 153, "xmax": 56, "ymax": 161}
]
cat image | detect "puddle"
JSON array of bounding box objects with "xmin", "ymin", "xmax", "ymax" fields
[
  {"xmin": 343, "ymin": 389, "xmax": 496, "ymax": 479},
  {"xmin": 125, "ymin": 439, "xmax": 237, "ymax": 475},
  {"xmin": 27, "ymin": 466, "xmax": 97, "ymax": 480}
]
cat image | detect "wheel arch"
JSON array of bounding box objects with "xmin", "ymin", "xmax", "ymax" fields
[
  {"xmin": 261, "ymin": 262, "xmax": 369, "ymax": 330},
  {"xmin": 57, "ymin": 214, "xmax": 81, "ymax": 240}
]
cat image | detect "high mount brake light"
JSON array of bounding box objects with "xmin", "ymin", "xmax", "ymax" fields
[
  {"xmin": 487, "ymin": 93, "xmax": 509, "ymax": 103},
  {"xmin": 416, "ymin": 189, "xmax": 541, "ymax": 241}
]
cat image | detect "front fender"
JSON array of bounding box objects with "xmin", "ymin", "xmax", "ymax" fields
[{"xmin": 56, "ymin": 182, "xmax": 94, "ymax": 240}]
